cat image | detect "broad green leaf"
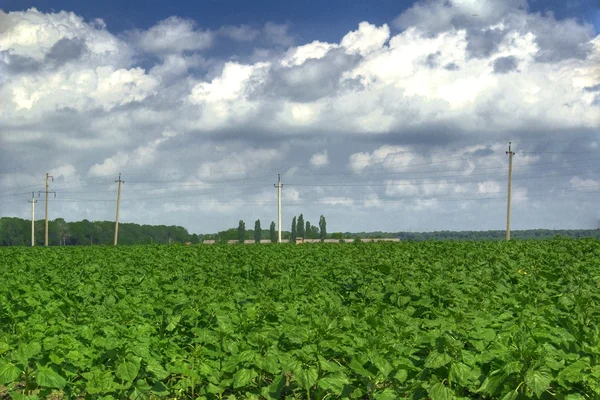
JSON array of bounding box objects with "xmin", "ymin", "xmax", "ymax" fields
[
  {"xmin": 82, "ymin": 370, "xmax": 117, "ymax": 394},
  {"xmin": 501, "ymin": 390, "xmax": 518, "ymax": 400},
  {"xmin": 0, "ymin": 362, "xmax": 21, "ymax": 384},
  {"xmin": 295, "ymin": 367, "xmax": 318, "ymax": 390},
  {"xmin": 232, "ymin": 368, "xmax": 257, "ymax": 388},
  {"xmin": 349, "ymin": 357, "xmax": 374, "ymax": 378},
  {"xmin": 449, "ymin": 362, "xmax": 471, "ymax": 385},
  {"xmin": 428, "ymin": 382, "xmax": 455, "ymax": 400},
  {"xmin": 15, "ymin": 342, "xmax": 41, "ymax": 365},
  {"xmin": 36, "ymin": 366, "xmax": 66, "ymax": 389},
  {"xmin": 477, "ymin": 370, "xmax": 507, "ymax": 395},
  {"xmin": 318, "ymin": 372, "xmax": 349, "ymax": 395},
  {"xmin": 371, "ymin": 355, "xmax": 393, "ymax": 377},
  {"xmin": 425, "ymin": 352, "xmax": 452, "ymax": 369},
  {"xmin": 565, "ymin": 394, "xmax": 585, "ymax": 400},
  {"xmin": 0, "ymin": 342, "xmax": 9, "ymax": 355},
  {"xmin": 116, "ymin": 357, "xmax": 141, "ymax": 382},
  {"xmin": 151, "ymin": 381, "xmax": 169, "ymax": 396},
  {"xmin": 374, "ymin": 388, "xmax": 397, "ymax": 400},
  {"xmin": 503, "ymin": 361, "xmax": 523, "ymax": 375},
  {"xmin": 394, "ymin": 369, "xmax": 408, "ymax": 383},
  {"xmin": 146, "ymin": 359, "xmax": 169, "ymax": 380},
  {"xmin": 525, "ymin": 369, "xmax": 552, "ymax": 398}
]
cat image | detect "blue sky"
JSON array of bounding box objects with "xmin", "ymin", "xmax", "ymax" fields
[{"xmin": 3, "ymin": 0, "xmax": 598, "ymax": 41}]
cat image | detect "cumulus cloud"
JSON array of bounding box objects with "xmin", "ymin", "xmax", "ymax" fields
[
  {"xmin": 310, "ymin": 151, "xmax": 329, "ymax": 168},
  {"xmin": 131, "ymin": 16, "xmax": 213, "ymax": 54}
]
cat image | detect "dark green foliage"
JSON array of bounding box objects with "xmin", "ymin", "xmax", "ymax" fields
[
  {"xmin": 270, "ymin": 221, "xmax": 277, "ymax": 243},
  {"xmin": 0, "ymin": 217, "xmax": 198, "ymax": 246},
  {"xmin": 319, "ymin": 215, "xmax": 327, "ymax": 241},
  {"xmin": 291, "ymin": 216, "xmax": 297, "ymax": 242},
  {"xmin": 254, "ymin": 220, "xmax": 261, "ymax": 243},
  {"xmin": 297, "ymin": 214, "xmax": 305, "ymax": 239},
  {"xmin": 237, "ymin": 220, "xmax": 246, "ymax": 243},
  {"xmin": 0, "ymin": 239, "xmax": 599, "ymax": 398}
]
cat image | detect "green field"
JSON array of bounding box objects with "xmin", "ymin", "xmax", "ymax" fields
[{"xmin": 1, "ymin": 240, "xmax": 599, "ymax": 399}]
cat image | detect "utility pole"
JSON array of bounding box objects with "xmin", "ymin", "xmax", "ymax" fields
[
  {"xmin": 274, "ymin": 174, "xmax": 283, "ymax": 243},
  {"xmin": 28, "ymin": 192, "xmax": 37, "ymax": 247},
  {"xmin": 114, "ymin": 173, "xmax": 124, "ymax": 246},
  {"xmin": 506, "ymin": 142, "xmax": 515, "ymax": 241},
  {"xmin": 39, "ymin": 173, "xmax": 54, "ymax": 246}
]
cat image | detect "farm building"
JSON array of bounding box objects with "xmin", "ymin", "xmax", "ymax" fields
[{"xmin": 203, "ymin": 240, "xmax": 216, "ymax": 244}]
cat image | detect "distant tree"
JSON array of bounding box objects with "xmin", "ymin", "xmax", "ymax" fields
[
  {"xmin": 191, "ymin": 234, "xmax": 200, "ymax": 244},
  {"xmin": 270, "ymin": 221, "xmax": 277, "ymax": 243},
  {"xmin": 331, "ymin": 232, "xmax": 344, "ymax": 239},
  {"xmin": 311, "ymin": 225, "xmax": 319, "ymax": 239},
  {"xmin": 254, "ymin": 219, "xmax": 261, "ymax": 243},
  {"xmin": 237, "ymin": 220, "xmax": 246, "ymax": 243},
  {"xmin": 305, "ymin": 221, "xmax": 311, "ymax": 239},
  {"xmin": 291, "ymin": 217, "xmax": 297, "ymax": 243},
  {"xmin": 319, "ymin": 215, "xmax": 327, "ymax": 241},
  {"xmin": 297, "ymin": 214, "xmax": 305, "ymax": 238}
]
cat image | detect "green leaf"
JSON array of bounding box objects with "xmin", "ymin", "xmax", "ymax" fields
[
  {"xmin": 374, "ymin": 388, "xmax": 397, "ymax": 400},
  {"xmin": 425, "ymin": 352, "xmax": 452, "ymax": 369},
  {"xmin": 295, "ymin": 367, "xmax": 318, "ymax": 390},
  {"xmin": 36, "ymin": 366, "xmax": 66, "ymax": 389},
  {"xmin": 82, "ymin": 370, "xmax": 116, "ymax": 394},
  {"xmin": 428, "ymin": 383, "xmax": 455, "ymax": 400},
  {"xmin": 150, "ymin": 381, "xmax": 169, "ymax": 396},
  {"xmin": 449, "ymin": 362, "xmax": 471, "ymax": 385},
  {"xmin": 15, "ymin": 342, "xmax": 41, "ymax": 365},
  {"xmin": 349, "ymin": 357, "xmax": 374, "ymax": 378},
  {"xmin": 49, "ymin": 352, "xmax": 64, "ymax": 365},
  {"xmin": 501, "ymin": 390, "xmax": 518, "ymax": 400},
  {"xmin": 525, "ymin": 369, "xmax": 552, "ymax": 398},
  {"xmin": 477, "ymin": 370, "xmax": 507, "ymax": 395},
  {"xmin": 146, "ymin": 359, "xmax": 169, "ymax": 380},
  {"xmin": 232, "ymin": 368, "xmax": 257, "ymax": 388},
  {"xmin": 565, "ymin": 394, "xmax": 585, "ymax": 400},
  {"xmin": 318, "ymin": 372, "xmax": 349, "ymax": 395},
  {"xmin": 0, "ymin": 362, "xmax": 21, "ymax": 384},
  {"xmin": 371, "ymin": 355, "xmax": 393, "ymax": 377},
  {"xmin": 394, "ymin": 369, "xmax": 408, "ymax": 383},
  {"xmin": 0, "ymin": 342, "xmax": 9, "ymax": 355},
  {"xmin": 116, "ymin": 357, "xmax": 141, "ymax": 382},
  {"xmin": 503, "ymin": 361, "xmax": 523, "ymax": 375}
]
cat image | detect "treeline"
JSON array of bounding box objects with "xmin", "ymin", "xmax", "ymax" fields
[
  {"xmin": 0, "ymin": 217, "xmax": 199, "ymax": 246},
  {"xmin": 337, "ymin": 229, "xmax": 600, "ymax": 241},
  {"xmin": 205, "ymin": 214, "xmax": 328, "ymax": 243},
  {"xmin": 2, "ymin": 216, "xmax": 599, "ymax": 246},
  {"xmin": 395, "ymin": 229, "xmax": 600, "ymax": 241}
]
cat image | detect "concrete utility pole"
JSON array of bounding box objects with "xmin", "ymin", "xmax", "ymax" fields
[
  {"xmin": 506, "ymin": 142, "xmax": 515, "ymax": 241},
  {"xmin": 28, "ymin": 192, "xmax": 37, "ymax": 247},
  {"xmin": 40, "ymin": 173, "xmax": 54, "ymax": 246},
  {"xmin": 274, "ymin": 174, "xmax": 283, "ymax": 243},
  {"xmin": 114, "ymin": 173, "xmax": 124, "ymax": 246}
]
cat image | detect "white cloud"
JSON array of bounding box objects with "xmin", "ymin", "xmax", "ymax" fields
[
  {"xmin": 0, "ymin": 8, "xmax": 128, "ymax": 63},
  {"xmin": 133, "ymin": 16, "xmax": 213, "ymax": 54},
  {"xmin": 570, "ymin": 176, "xmax": 600, "ymax": 191},
  {"xmin": 477, "ymin": 180, "xmax": 501, "ymax": 194},
  {"xmin": 319, "ymin": 196, "xmax": 354, "ymax": 206},
  {"xmin": 281, "ymin": 40, "xmax": 338, "ymax": 67},
  {"xmin": 341, "ymin": 22, "xmax": 390, "ymax": 56},
  {"xmin": 218, "ymin": 25, "xmax": 260, "ymax": 42},
  {"xmin": 310, "ymin": 150, "xmax": 329, "ymax": 168},
  {"xmin": 196, "ymin": 147, "xmax": 281, "ymax": 180}
]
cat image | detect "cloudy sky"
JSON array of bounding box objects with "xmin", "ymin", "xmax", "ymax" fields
[{"xmin": 1, "ymin": 0, "xmax": 599, "ymax": 234}]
